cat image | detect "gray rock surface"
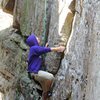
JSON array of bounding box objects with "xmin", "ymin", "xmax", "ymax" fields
[
  {"xmin": 13, "ymin": 0, "xmax": 47, "ymax": 36},
  {"xmin": 45, "ymin": 0, "xmax": 75, "ymax": 74},
  {"xmin": 13, "ymin": 0, "xmax": 75, "ymax": 75},
  {"xmin": 0, "ymin": 0, "xmax": 100, "ymax": 100},
  {"xmin": 0, "ymin": 28, "xmax": 41, "ymax": 100},
  {"xmin": 52, "ymin": 0, "xmax": 100, "ymax": 100}
]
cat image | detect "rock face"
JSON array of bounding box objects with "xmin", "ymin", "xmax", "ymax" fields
[
  {"xmin": 52, "ymin": 0, "xmax": 100, "ymax": 100},
  {"xmin": 0, "ymin": 28, "xmax": 26, "ymax": 100},
  {"xmin": 0, "ymin": 0, "xmax": 100, "ymax": 100},
  {"xmin": 0, "ymin": 28, "xmax": 42, "ymax": 100},
  {"xmin": 13, "ymin": 0, "xmax": 75, "ymax": 75},
  {"xmin": 13, "ymin": 0, "xmax": 48, "ymax": 36},
  {"xmin": 45, "ymin": 0, "xmax": 75, "ymax": 74}
]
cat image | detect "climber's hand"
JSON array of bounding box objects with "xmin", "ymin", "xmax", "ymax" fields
[
  {"xmin": 51, "ymin": 46, "xmax": 65, "ymax": 52},
  {"xmin": 57, "ymin": 46, "xmax": 65, "ymax": 52}
]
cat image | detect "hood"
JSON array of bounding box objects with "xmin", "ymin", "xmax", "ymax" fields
[{"xmin": 26, "ymin": 34, "xmax": 39, "ymax": 47}]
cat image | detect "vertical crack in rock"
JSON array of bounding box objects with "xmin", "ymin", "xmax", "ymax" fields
[{"xmin": 45, "ymin": 0, "xmax": 76, "ymax": 75}]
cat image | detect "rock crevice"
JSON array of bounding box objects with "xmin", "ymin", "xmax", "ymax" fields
[{"xmin": 0, "ymin": 0, "xmax": 100, "ymax": 100}]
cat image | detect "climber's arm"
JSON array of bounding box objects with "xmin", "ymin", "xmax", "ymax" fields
[
  {"xmin": 50, "ymin": 46, "xmax": 65, "ymax": 52},
  {"xmin": 31, "ymin": 46, "xmax": 51, "ymax": 56},
  {"xmin": 45, "ymin": 42, "xmax": 65, "ymax": 52},
  {"xmin": 31, "ymin": 45, "xmax": 65, "ymax": 56}
]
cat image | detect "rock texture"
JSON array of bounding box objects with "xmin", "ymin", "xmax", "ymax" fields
[
  {"xmin": 0, "ymin": 0, "xmax": 100, "ymax": 100},
  {"xmin": 0, "ymin": 28, "xmax": 42, "ymax": 100},
  {"xmin": 45, "ymin": 0, "xmax": 75, "ymax": 74},
  {"xmin": 52, "ymin": 0, "xmax": 100, "ymax": 100},
  {"xmin": 13, "ymin": 0, "xmax": 47, "ymax": 36},
  {"xmin": 13, "ymin": 0, "xmax": 75, "ymax": 75},
  {"xmin": 0, "ymin": 29, "xmax": 25, "ymax": 100}
]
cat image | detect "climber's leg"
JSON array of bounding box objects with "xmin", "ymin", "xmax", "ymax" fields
[{"xmin": 34, "ymin": 70, "xmax": 54, "ymax": 100}]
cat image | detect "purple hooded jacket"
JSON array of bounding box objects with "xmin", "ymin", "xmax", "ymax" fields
[{"xmin": 26, "ymin": 34, "xmax": 51, "ymax": 73}]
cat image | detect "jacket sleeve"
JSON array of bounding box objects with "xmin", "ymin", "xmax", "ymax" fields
[{"xmin": 31, "ymin": 46, "xmax": 51, "ymax": 56}]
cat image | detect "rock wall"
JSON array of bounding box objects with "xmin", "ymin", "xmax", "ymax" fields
[
  {"xmin": 13, "ymin": 0, "xmax": 48, "ymax": 36},
  {"xmin": 0, "ymin": 28, "xmax": 27, "ymax": 100},
  {"xmin": 0, "ymin": 0, "xmax": 100, "ymax": 100},
  {"xmin": 45, "ymin": 0, "xmax": 75, "ymax": 74},
  {"xmin": 13, "ymin": 0, "xmax": 75, "ymax": 75},
  {"xmin": 0, "ymin": 0, "xmax": 75, "ymax": 99},
  {"xmin": 52, "ymin": 0, "xmax": 100, "ymax": 100}
]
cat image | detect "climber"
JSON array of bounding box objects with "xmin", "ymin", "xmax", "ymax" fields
[{"xmin": 26, "ymin": 33, "xmax": 65, "ymax": 100}]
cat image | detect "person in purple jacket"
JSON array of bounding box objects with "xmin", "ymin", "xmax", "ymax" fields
[{"xmin": 26, "ymin": 33, "xmax": 65, "ymax": 100}]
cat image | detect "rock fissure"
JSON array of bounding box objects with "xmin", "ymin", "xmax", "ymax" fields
[{"xmin": 0, "ymin": 0, "xmax": 100, "ymax": 100}]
